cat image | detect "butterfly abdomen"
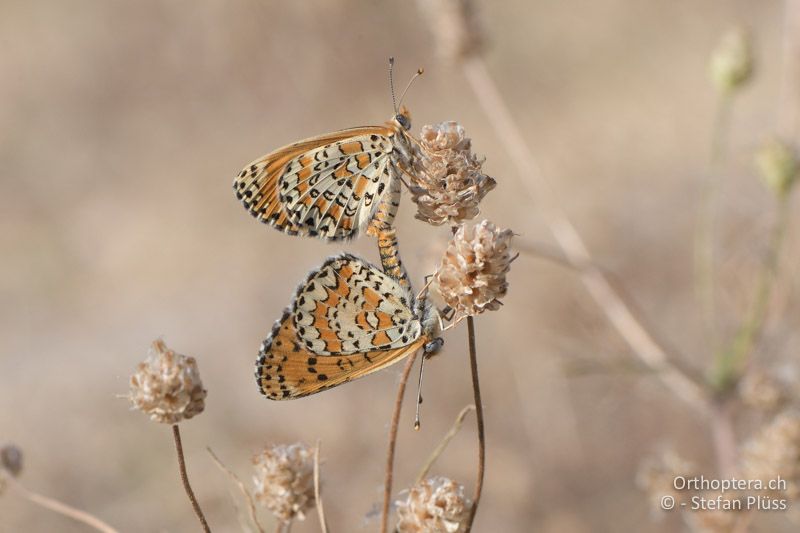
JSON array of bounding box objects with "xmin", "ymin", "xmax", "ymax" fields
[{"xmin": 375, "ymin": 226, "xmax": 410, "ymax": 287}]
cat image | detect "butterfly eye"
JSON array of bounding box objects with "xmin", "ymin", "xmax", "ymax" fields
[
  {"xmin": 424, "ymin": 337, "xmax": 444, "ymax": 356},
  {"xmin": 395, "ymin": 113, "xmax": 411, "ymax": 130}
]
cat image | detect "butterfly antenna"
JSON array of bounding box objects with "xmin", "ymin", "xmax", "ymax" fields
[
  {"xmin": 397, "ymin": 67, "xmax": 424, "ymax": 111},
  {"xmin": 388, "ymin": 57, "xmax": 398, "ymax": 114},
  {"xmin": 414, "ymin": 355, "xmax": 427, "ymax": 431}
]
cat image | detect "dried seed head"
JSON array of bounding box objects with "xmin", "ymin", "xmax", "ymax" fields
[
  {"xmin": 756, "ymin": 138, "xmax": 798, "ymax": 198},
  {"xmin": 416, "ymin": 0, "xmax": 483, "ymax": 62},
  {"xmin": 395, "ymin": 476, "xmax": 471, "ymax": 533},
  {"xmin": 738, "ymin": 368, "xmax": 787, "ymax": 412},
  {"xmin": 129, "ymin": 339, "xmax": 207, "ymax": 424},
  {"xmin": 709, "ymin": 27, "xmax": 753, "ymax": 95},
  {"xmin": 252, "ymin": 443, "xmax": 315, "ymax": 523},
  {"xmin": 636, "ymin": 451, "xmax": 695, "ymax": 515},
  {"xmin": 411, "ymin": 121, "xmax": 496, "ymax": 227},
  {"xmin": 684, "ymin": 493, "xmax": 745, "ymax": 533},
  {"xmin": 432, "ymin": 220, "xmax": 513, "ymax": 317},
  {"xmin": 740, "ymin": 410, "xmax": 800, "ymax": 498}
]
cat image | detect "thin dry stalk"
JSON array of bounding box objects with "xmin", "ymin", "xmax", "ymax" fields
[
  {"xmin": 172, "ymin": 424, "xmax": 211, "ymax": 533},
  {"xmin": 695, "ymin": 94, "xmax": 732, "ymax": 343},
  {"xmin": 515, "ymin": 240, "xmax": 577, "ymax": 270},
  {"xmin": 461, "ymin": 56, "xmax": 710, "ymax": 415},
  {"xmin": 464, "ymin": 317, "xmax": 485, "ymax": 533},
  {"xmin": 712, "ymin": 196, "xmax": 791, "ymax": 390},
  {"xmin": 520, "ymin": 238, "xmax": 702, "ymax": 391},
  {"xmin": 710, "ymin": 401, "xmax": 739, "ymax": 477},
  {"xmin": 313, "ymin": 440, "xmax": 328, "ymax": 533},
  {"xmin": 207, "ymin": 447, "xmax": 265, "ymax": 533},
  {"xmin": 415, "ymin": 405, "xmax": 476, "ymax": 484},
  {"xmin": 380, "ymin": 350, "xmax": 421, "ymax": 533},
  {"xmin": 3, "ymin": 474, "xmax": 120, "ymax": 533}
]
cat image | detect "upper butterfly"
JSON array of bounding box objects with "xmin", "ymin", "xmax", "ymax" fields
[
  {"xmin": 233, "ymin": 64, "xmax": 423, "ymax": 241},
  {"xmin": 256, "ymin": 254, "xmax": 442, "ymax": 400}
]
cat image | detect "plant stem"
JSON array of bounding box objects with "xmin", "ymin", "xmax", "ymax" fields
[
  {"xmin": 461, "ymin": 56, "xmax": 710, "ymax": 415},
  {"xmin": 313, "ymin": 440, "xmax": 328, "ymax": 533},
  {"xmin": 172, "ymin": 424, "xmax": 211, "ymax": 533},
  {"xmin": 695, "ymin": 95, "xmax": 731, "ymax": 342},
  {"xmin": 207, "ymin": 447, "xmax": 264, "ymax": 533},
  {"xmin": 464, "ymin": 317, "xmax": 485, "ymax": 533},
  {"xmin": 4, "ymin": 474, "xmax": 120, "ymax": 533},
  {"xmin": 710, "ymin": 400, "xmax": 738, "ymax": 477},
  {"xmin": 380, "ymin": 350, "xmax": 421, "ymax": 533},
  {"xmin": 415, "ymin": 405, "xmax": 476, "ymax": 485},
  {"xmin": 711, "ymin": 196, "xmax": 791, "ymax": 391}
]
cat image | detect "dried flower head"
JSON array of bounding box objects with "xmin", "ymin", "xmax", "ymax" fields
[
  {"xmin": 252, "ymin": 443, "xmax": 315, "ymax": 523},
  {"xmin": 709, "ymin": 27, "xmax": 753, "ymax": 95},
  {"xmin": 395, "ymin": 476, "xmax": 471, "ymax": 533},
  {"xmin": 411, "ymin": 121, "xmax": 496, "ymax": 226},
  {"xmin": 636, "ymin": 450, "xmax": 695, "ymax": 515},
  {"xmin": 432, "ymin": 220, "xmax": 513, "ymax": 317},
  {"xmin": 129, "ymin": 339, "xmax": 207, "ymax": 424},
  {"xmin": 740, "ymin": 410, "xmax": 800, "ymax": 498},
  {"xmin": 756, "ymin": 138, "xmax": 798, "ymax": 198},
  {"xmin": 684, "ymin": 493, "xmax": 745, "ymax": 533},
  {"xmin": 416, "ymin": 0, "xmax": 483, "ymax": 62},
  {"xmin": 739, "ymin": 368, "xmax": 787, "ymax": 412}
]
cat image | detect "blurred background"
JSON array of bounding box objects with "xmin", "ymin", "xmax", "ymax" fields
[{"xmin": 1, "ymin": 1, "xmax": 799, "ymax": 531}]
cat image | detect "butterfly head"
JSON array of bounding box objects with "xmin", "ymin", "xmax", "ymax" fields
[
  {"xmin": 393, "ymin": 106, "xmax": 412, "ymax": 131},
  {"xmin": 417, "ymin": 298, "xmax": 443, "ymax": 356},
  {"xmin": 388, "ymin": 58, "xmax": 421, "ymax": 131}
]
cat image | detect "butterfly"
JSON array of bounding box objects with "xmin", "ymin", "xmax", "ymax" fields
[
  {"xmin": 233, "ymin": 63, "xmax": 423, "ymax": 241},
  {"xmin": 255, "ymin": 254, "xmax": 442, "ymax": 400}
]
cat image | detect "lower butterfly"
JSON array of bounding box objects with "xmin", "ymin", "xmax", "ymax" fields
[
  {"xmin": 256, "ymin": 254, "xmax": 442, "ymax": 400},
  {"xmin": 233, "ymin": 61, "xmax": 423, "ymax": 241}
]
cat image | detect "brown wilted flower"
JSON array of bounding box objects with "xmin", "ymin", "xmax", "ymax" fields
[
  {"xmin": 756, "ymin": 138, "xmax": 798, "ymax": 198},
  {"xmin": 415, "ymin": 0, "xmax": 483, "ymax": 62},
  {"xmin": 410, "ymin": 121, "xmax": 496, "ymax": 226},
  {"xmin": 636, "ymin": 450, "xmax": 696, "ymax": 515},
  {"xmin": 738, "ymin": 368, "xmax": 786, "ymax": 412},
  {"xmin": 740, "ymin": 410, "xmax": 800, "ymax": 498},
  {"xmin": 252, "ymin": 443, "xmax": 315, "ymax": 523},
  {"xmin": 431, "ymin": 220, "xmax": 513, "ymax": 318},
  {"xmin": 129, "ymin": 339, "xmax": 207, "ymax": 424},
  {"xmin": 395, "ymin": 476, "xmax": 471, "ymax": 533},
  {"xmin": 709, "ymin": 26, "xmax": 753, "ymax": 95}
]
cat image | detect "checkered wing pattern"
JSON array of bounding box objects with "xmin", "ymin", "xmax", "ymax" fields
[
  {"xmin": 233, "ymin": 127, "xmax": 403, "ymax": 241},
  {"xmin": 256, "ymin": 255, "xmax": 428, "ymax": 400}
]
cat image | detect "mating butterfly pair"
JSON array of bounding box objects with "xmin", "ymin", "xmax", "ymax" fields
[{"xmin": 233, "ymin": 65, "xmax": 440, "ymax": 400}]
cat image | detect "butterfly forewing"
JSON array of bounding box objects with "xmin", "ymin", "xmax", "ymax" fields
[
  {"xmin": 256, "ymin": 254, "xmax": 428, "ymax": 400},
  {"xmin": 234, "ymin": 126, "xmax": 405, "ymax": 241}
]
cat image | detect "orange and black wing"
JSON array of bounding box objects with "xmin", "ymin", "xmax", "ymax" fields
[
  {"xmin": 233, "ymin": 126, "xmax": 401, "ymax": 241},
  {"xmin": 255, "ymin": 309, "xmax": 425, "ymax": 400}
]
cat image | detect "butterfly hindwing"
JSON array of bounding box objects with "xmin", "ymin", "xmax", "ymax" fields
[
  {"xmin": 255, "ymin": 254, "xmax": 427, "ymax": 400},
  {"xmin": 234, "ymin": 127, "xmax": 402, "ymax": 241},
  {"xmin": 256, "ymin": 309, "xmax": 425, "ymax": 400},
  {"xmin": 292, "ymin": 255, "xmax": 421, "ymax": 355}
]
